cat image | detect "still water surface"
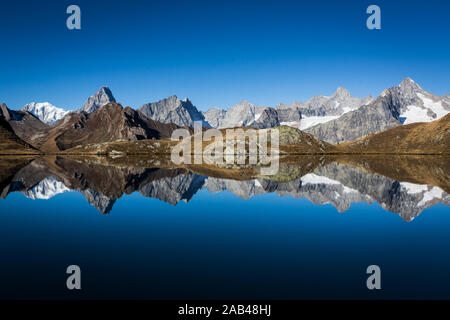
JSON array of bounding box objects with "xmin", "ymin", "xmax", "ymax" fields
[{"xmin": 0, "ymin": 156, "xmax": 449, "ymax": 299}]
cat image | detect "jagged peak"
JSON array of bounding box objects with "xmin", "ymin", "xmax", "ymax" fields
[
  {"xmin": 78, "ymin": 86, "xmax": 116, "ymax": 114},
  {"xmin": 88, "ymin": 86, "xmax": 115, "ymax": 102}
]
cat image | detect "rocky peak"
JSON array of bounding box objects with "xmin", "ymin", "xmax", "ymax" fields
[
  {"xmin": 78, "ymin": 86, "xmax": 116, "ymax": 114},
  {"xmin": 382, "ymin": 78, "xmax": 424, "ymax": 102},
  {"xmin": 399, "ymin": 77, "xmax": 423, "ymax": 92},
  {"xmin": 377, "ymin": 78, "xmax": 430, "ymax": 117}
]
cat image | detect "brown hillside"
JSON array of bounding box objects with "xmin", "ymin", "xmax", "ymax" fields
[{"xmin": 337, "ymin": 114, "xmax": 450, "ymax": 154}]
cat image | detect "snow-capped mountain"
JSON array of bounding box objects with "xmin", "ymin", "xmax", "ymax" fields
[
  {"xmin": 382, "ymin": 78, "xmax": 450, "ymax": 125},
  {"xmin": 22, "ymin": 102, "xmax": 71, "ymax": 125},
  {"xmin": 203, "ymin": 78, "xmax": 448, "ymax": 143},
  {"xmin": 23, "ymin": 176, "xmax": 71, "ymax": 199}
]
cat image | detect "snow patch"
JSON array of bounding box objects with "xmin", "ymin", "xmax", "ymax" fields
[
  {"xmin": 400, "ymin": 182, "xmax": 428, "ymax": 194},
  {"xmin": 301, "ymin": 173, "xmax": 359, "ymax": 194},
  {"xmin": 299, "ymin": 116, "xmax": 340, "ymax": 130},
  {"xmin": 400, "ymin": 93, "xmax": 449, "ymax": 125},
  {"xmin": 418, "ymin": 187, "xmax": 444, "ymax": 207}
]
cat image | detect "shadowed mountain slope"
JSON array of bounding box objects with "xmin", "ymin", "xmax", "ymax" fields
[{"xmin": 0, "ymin": 104, "xmax": 40, "ymax": 154}]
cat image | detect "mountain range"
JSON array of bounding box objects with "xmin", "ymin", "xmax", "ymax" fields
[
  {"xmin": 0, "ymin": 78, "xmax": 449, "ymax": 154},
  {"xmin": 306, "ymin": 78, "xmax": 450, "ymax": 143}
]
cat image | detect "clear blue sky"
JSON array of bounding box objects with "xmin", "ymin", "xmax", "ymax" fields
[{"xmin": 0, "ymin": 0, "xmax": 449, "ymax": 111}]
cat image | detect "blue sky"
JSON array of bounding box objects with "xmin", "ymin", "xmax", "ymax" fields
[{"xmin": 0, "ymin": 0, "xmax": 449, "ymax": 111}]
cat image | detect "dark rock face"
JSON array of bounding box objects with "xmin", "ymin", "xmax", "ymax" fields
[
  {"xmin": 249, "ymin": 108, "xmax": 280, "ymax": 129},
  {"xmin": 274, "ymin": 105, "xmax": 302, "ymax": 123},
  {"xmin": 138, "ymin": 95, "xmax": 207, "ymax": 127}
]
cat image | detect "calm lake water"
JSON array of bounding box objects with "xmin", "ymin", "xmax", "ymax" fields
[{"xmin": 0, "ymin": 156, "xmax": 449, "ymax": 299}]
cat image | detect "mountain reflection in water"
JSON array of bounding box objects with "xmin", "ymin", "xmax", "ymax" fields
[{"xmin": 1, "ymin": 155, "xmax": 448, "ymax": 221}]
